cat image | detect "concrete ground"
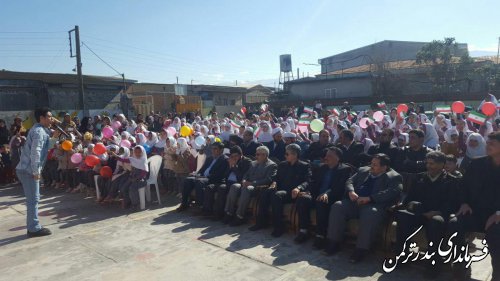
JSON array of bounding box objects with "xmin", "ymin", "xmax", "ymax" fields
[{"xmin": 0, "ymin": 183, "xmax": 493, "ymax": 281}]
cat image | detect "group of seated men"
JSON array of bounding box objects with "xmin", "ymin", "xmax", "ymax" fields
[{"xmin": 176, "ymin": 129, "xmax": 500, "ymax": 281}]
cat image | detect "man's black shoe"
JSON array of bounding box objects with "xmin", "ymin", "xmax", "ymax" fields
[
  {"xmin": 249, "ymin": 224, "xmax": 266, "ymax": 231},
  {"xmin": 27, "ymin": 227, "xmax": 52, "ymax": 238},
  {"xmin": 176, "ymin": 204, "xmax": 189, "ymax": 212},
  {"xmin": 229, "ymin": 217, "xmax": 245, "ymax": 227},
  {"xmin": 271, "ymin": 228, "xmax": 285, "ymax": 238},
  {"xmin": 222, "ymin": 214, "xmax": 233, "ymax": 224},
  {"xmin": 349, "ymin": 248, "xmax": 367, "ymax": 263},
  {"xmin": 324, "ymin": 241, "xmax": 340, "ymax": 256},
  {"xmin": 313, "ymin": 237, "xmax": 326, "ymax": 250},
  {"xmin": 294, "ymin": 232, "xmax": 309, "ymax": 244}
]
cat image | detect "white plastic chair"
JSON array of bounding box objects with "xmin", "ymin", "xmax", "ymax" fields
[
  {"xmin": 94, "ymin": 175, "xmax": 100, "ymax": 200},
  {"xmin": 138, "ymin": 155, "xmax": 163, "ymax": 210}
]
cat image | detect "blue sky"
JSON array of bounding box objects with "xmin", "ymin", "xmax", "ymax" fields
[{"xmin": 1, "ymin": 0, "xmax": 499, "ymax": 86}]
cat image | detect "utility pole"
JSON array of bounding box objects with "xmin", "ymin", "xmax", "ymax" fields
[
  {"xmin": 497, "ymin": 36, "xmax": 500, "ymax": 64},
  {"xmin": 176, "ymin": 76, "xmax": 179, "ymax": 84},
  {"xmin": 69, "ymin": 25, "xmax": 86, "ymax": 116}
]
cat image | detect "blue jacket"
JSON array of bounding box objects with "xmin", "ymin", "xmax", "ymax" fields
[{"xmin": 16, "ymin": 123, "xmax": 50, "ymax": 176}]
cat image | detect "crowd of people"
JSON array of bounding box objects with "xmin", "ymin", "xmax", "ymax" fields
[{"xmin": 3, "ymin": 94, "xmax": 500, "ymax": 280}]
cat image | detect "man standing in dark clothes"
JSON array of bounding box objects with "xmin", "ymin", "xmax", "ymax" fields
[{"xmin": 449, "ymin": 131, "xmax": 500, "ymax": 281}]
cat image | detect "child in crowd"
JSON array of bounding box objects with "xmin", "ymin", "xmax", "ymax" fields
[{"xmin": 120, "ymin": 146, "xmax": 149, "ymax": 209}]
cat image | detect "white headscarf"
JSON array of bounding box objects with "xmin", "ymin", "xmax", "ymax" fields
[
  {"xmin": 257, "ymin": 122, "xmax": 273, "ymax": 143},
  {"xmin": 444, "ymin": 128, "xmax": 458, "ymax": 143},
  {"xmin": 146, "ymin": 132, "xmax": 159, "ymax": 147},
  {"xmin": 129, "ymin": 145, "xmax": 149, "ymax": 172},
  {"xmin": 421, "ymin": 123, "xmax": 439, "ymax": 149},
  {"xmin": 465, "ymin": 133, "xmax": 486, "ymax": 159},
  {"xmin": 176, "ymin": 137, "xmax": 189, "ymax": 154},
  {"xmin": 136, "ymin": 133, "xmax": 147, "ymax": 145},
  {"xmin": 119, "ymin": 147, "xmax": 130, "ymax": 160},
  {"xmin": 362, "ymin": 137, "xmax": 374, "ymax": 153}
]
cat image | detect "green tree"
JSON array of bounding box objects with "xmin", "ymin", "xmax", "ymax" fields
[{"xmin": 416, "ymin": 37, "xmax": 473, "ymax": 93}]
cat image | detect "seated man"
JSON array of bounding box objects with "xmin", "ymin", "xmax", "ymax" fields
[
  {"xmin": 265, "ymin": 128, "xmax": 286, "ymax": 162},
  {"xmin": 249, "ymin": 144, "xmax": 311, "ymax": 237},
  {"xmin": 294, "ymin": 146, "xmax": 353, "ymax": 248},
  {"xmin": 366, "ymin": 128, "xmax": 399, "ymax": 166},
  {"xmin": 203, "ymin": 146, "xmax": 252, "ymax": 219},
  {"xmin": 326, "ymin": 153, "xmax": 403, "ymax": 263},
  {"xmin": 394, "ymin": 129, "xmax": 433, "ymax": 174},
  {"xmin": 394, "ymin": 151, "xmax": 460, "ymax": 279},
  {"xmin": 177, "ymin": 142, "xmax": 228, "ymax": 211},
  {"xmin": 444, "ymin": 154, "xmax": 463, "ymax": 178},
  {"xmin": 449, "ymin": 131, "xmax": 500, "ymax": 281},
  {"xmin": 224, "ymin": 146, "xmax": 277, "ymax": 226},
  {"xmin": 336, "ymin": 129, "xmax": 364, "ymax": 168},
  {"xmin": 304, "ymin": 129, "xmax": 333, "ymax": 163},
  {"xmin": 240, "ymin": 128, "xmax": 261, "ymax": 158}
]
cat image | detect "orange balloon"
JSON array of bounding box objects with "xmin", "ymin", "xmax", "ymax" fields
[
  {"xmin": 85, "ymin": 155, "xmax": 100, "ymax": 167},
  {"xmin": 452, "ymin": 101, "xmax": 465, "ymax": 113},
  {"xmin": 61, "ymin": 140, "xmax": 73, "ymax": 151},
  {"xmin": 482, "ymin": 102, "xmax": 497, "ymax": 116},
  {"xmin": 100, "ymin": 166, "xmax": 113, "ymax": 178},
  {"xmin": 94, "ymin": 143, "xmax": 106, "ymax": 155}
]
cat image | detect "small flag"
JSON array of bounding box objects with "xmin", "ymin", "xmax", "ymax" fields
[
  {"xmin": 435, "ymin": 105, "xmax": 451, "ymax": 113},
  {"xmin": 229, "ymin": 119, "xmax": 242, "ymax": 129},
  {"xmin": 300, "ymin": 113, "xmax": 312, "ymax": 120},
  {"xmin": 377, "ymin": 101, "xmax": 386, "ymax": 109},
  {"xmin": 260, "ymin": 104, "xmax": 269, "ymax": 112},
  {"xmin": 298, "ymin": 118, "xmax": 310, "ymax": 127},
  {"xmin": 254, "ymin": 127, "xmax": 262, "ymax": 138},
  {"xmin": 236, "ymin": 112, "xmax": 244, "ymax": 119},
  {"xmin": 303, "ymin": 106, "xmax": 314, "ymax": 114},
  {"xmin": 329, "ymin": 108, "xmax": 340, "ymax": 116},
  {"xmin": 467, "ymin": 111, "xmax": 487, "ymax": 125},
  {"xmin": 240, "ymin": 106, "xmax": 247, "ymax": 116}
]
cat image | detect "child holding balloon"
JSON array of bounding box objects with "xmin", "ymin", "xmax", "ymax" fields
[{"xmin": 120, "ymin": 146, "xmax": 149, "ymax": 209}]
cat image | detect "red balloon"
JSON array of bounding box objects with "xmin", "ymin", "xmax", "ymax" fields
[
  {"xmin": 452, "ymin": 101, "xmax": 465, "ymax": 114},
  {"xmin": 85, "ymin": 155, "xmax": 100, "ymax": 167},
  {"xmin": 100, "ymin": 166, "xmax": 113, "ymax": 178},
  {"xmin": 482, "ymin": 102, "xmax": 497, "ymax": 116},
  {"xmin": 94, "ymin": 143, "xmax": 106, "ymax": 155},
  {"xmin": 397, "ymin": 104, "xmax": 408, "ymax": 114}
]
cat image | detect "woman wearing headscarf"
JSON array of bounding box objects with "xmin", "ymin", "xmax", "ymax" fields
[
  {"xmin": 152, "ymin": 129, "xmax": 168, "ymax": 156},
  {"xmin": 432, "ymin": 114, "xmax": 451, "ymax": 142},
  {"xmin": 459, "ymin": 133, "xmax": 487, "ymax": 173},
  {"xmin": 441, "ymin": 128, "xmax": 460, "ymax": 157},
  {"xmin": 397, "ymin": 133, "xmax": 409, "ymax": 148},
  {"xmin": 419, "ymin": 123, "xmax": 440, "ymax": 150},
  {"xmin": 161, "ymin": 137, "xmax": 177, "ymax": 194},
  {"xmin": 170, "ymin": 138, "xmax": 192, "ymax": 196},
  {"xmin": 256, "ymin": 122, "xmax": 273, "ymax": 143},
  {"xmin": 136, "ymin": 133, "xmax": 147, "ymax": 146},
  {"xmin": 103, "ymin": 147, "xmax": 132, "ymax": 203},
  {"xmin": 120, "ymin": 145, "xmax": 149, "ymax": 209},
  {"xmin": 146, "ymin": 131, "xmax": 159, "ymax": 148}
]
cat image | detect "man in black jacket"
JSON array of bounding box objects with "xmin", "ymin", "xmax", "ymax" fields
[
  {"xmin": 304, "ymin": 129, "xmax": 333, "ymax": 162},
  {"xmin": 449, "ymin": 131, "xmax": 500, "ymax": 281},
  {"xmin": 366, "ymin": 128, "xmax": 399, "ymax": 165},
  {"xmin": 336, "ymin": 129, "xmax": 364, "ymax": 168},
  {"xmin": 202, "ymin": 146, "xmax": 252, "ymax": 219},
  {"xmin": 394, "ymin": 129, "xmax": 433, "ymax": 174},
  {"xmin": 249, "ymin": 144, "xmax": 311, "ymax": 237},
  {"xmin": 177, "ymin": 142, "xmax": 228, "ymax": 211},
  {"xmin": 240, "ymin": 129, "xmax": 261, "ymax": 158},
  {"xmin": 295, "ymin": 146, "xmax": 353, "ymax": 248},
  {"xmin": 394, "ymin": 151, "xmax": 460, "ymax": 279},
  {"xmin": 326, "ymin": 154, "xmax": 403, "ymax": 263}
]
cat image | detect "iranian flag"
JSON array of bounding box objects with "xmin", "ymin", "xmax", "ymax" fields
[
  {"xmin": 254, "ymin": 127, "xmax": 261, "ymax": 138},
  {"xmin": 240, "ymin": 106, "xmax": 247, "ymax": 116},
  {"xmin": 435, "ymin": 105, "xmax": 451, "ymax": 113},
  {"xmin": 467, "ymin": 111, "xmax": 487, "ymax": 125},
  {"xmin": 300, "ymin": 113, "xmax": 311, "ymax": 119},
  {"xmin": 329, "ymin": 107, "xmax": 340, "ymax": 116},
  {"xmin": 303, "ymin": 106, "xmax": 314, "ymax": 114},
  {"xmin": 297, "ymin": 118, "xmax": 310, "ymax": 134},
  {"xmin": 229, "ymin": 119, "xmax": 242, "ymax": 129},
  {"xmin": 377, "ymin": 101, "xmax": 386, "ymax": 109}
]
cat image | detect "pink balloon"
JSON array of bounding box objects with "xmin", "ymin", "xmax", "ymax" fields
[
  {"xmin": 373, "ymin": 111, "xmax": 384, "ymax": 122},
  {"xmin": 111, "ymin": 121, "xmax": 122, "ymax": 130},
  {"xmin": 102, "ymin": 126, "xmax": 114, "ymax": 138},
  {"xmin": 167, "ymin": 127, "xmax": 177, "ymax": 137},
  {"xmin": 70, "ymin": 153, "xmax": 83, "ymax": 164},
  {"xmin": 359, "ymin": 118, "xmax": 370, "ymax": 129},
  {"xmin": 120, "ymin": 139, "xmax": 131, "ymax": 148}
]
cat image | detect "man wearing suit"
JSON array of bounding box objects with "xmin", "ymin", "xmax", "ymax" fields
[
  {"xmin": 177, "ymin": 142, "xmax": 228, "ymax": 211},
  {"xmin": 249, "ymin": 144, "xmax": 311, "ymax": 237},
  {"xmin": 326, "ymin": 153, "xmax": 403, "ymax": 263},
  {"xmin": 394, "ymin": 151, "xmax": 460, "ymax": 279},
  {"xmin": 304, "ymin": 129, "xmax": 333, "ymax": 162},
  {"xmin": 295, "ymin": 147, "xmax": 353, "ymax": 249},
  {"xmin": 203, "ymin": 146, "xmax": 252, "ymax": 219},
  {"xmin": 265, "ymin": 127, "xmax": 286, "ymax": 162},
  {"xmin": 240, "ymin": 129, "xmax": 261, "ymax": 158},
  {"xmin": 224, "ymin": 146, "xmax": 277, "ymax": 226},
  {"xmin": 336, "ymin": 129, "xmax": 364, "ymax": 168},
  {"xmin": 366, "ymin": 128, "xmax": 399, "ymax": 165}
]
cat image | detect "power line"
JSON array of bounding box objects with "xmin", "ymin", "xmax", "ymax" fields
[
  {"xmin": 82, "ymin": 41, "xmax": 122, "ymax": 76},
  {"xmin": 0, "ymin": 31, "xmax": 66, "ymax": 33}
]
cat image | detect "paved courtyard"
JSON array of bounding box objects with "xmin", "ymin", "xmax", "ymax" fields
[{"xmin": 0, "ymin": 183, "xmax": 493, "ymax": 281}]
